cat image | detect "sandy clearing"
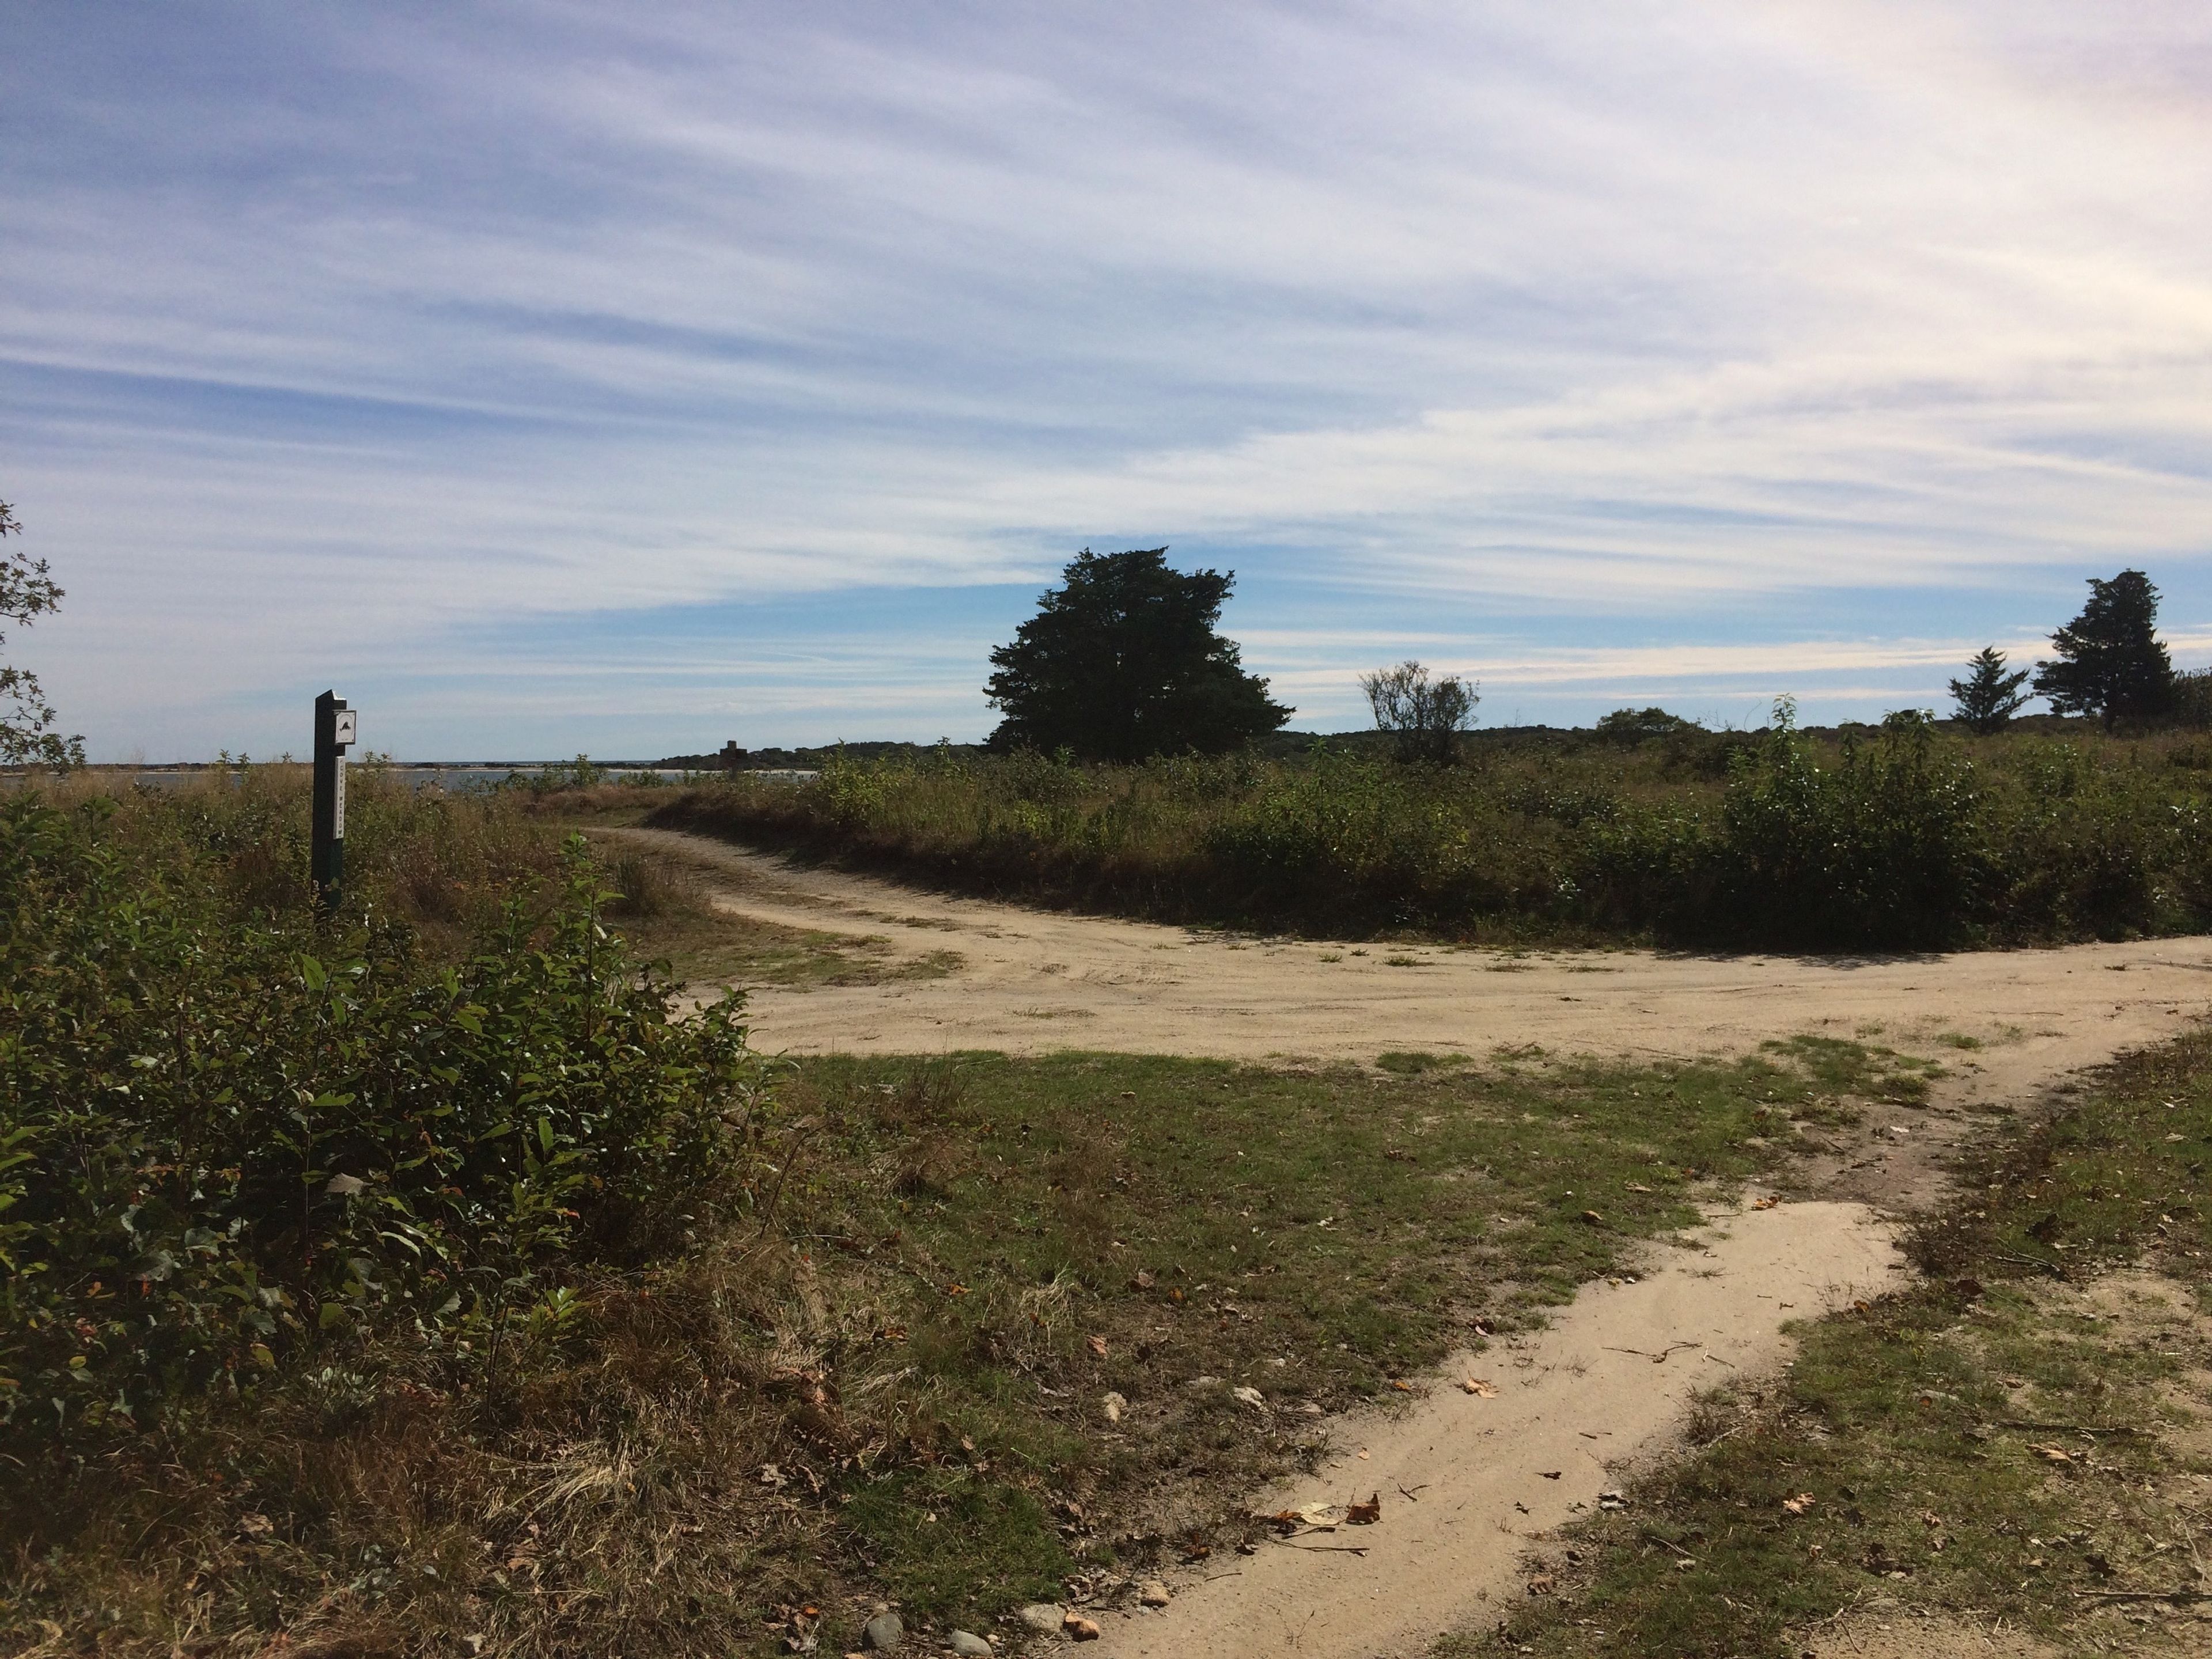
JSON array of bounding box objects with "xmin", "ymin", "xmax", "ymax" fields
[
  {"xmin": 613, "ymin": 828, "xmax": 2212, "ymax": 1109},
  {"xmin": 1101, "ymin": 1200, "xmax": 1904, "ymax": 1659}
]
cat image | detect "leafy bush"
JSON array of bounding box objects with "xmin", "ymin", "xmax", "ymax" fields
[
  {"xmin": 1699, "ymin": 705, "xmax": 1983, "ymax": 948},
  {"xmin": 0, "ymin": 791, "xmax": 764, "ymax": 1457}
]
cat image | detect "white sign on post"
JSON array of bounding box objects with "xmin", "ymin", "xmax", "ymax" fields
[{"xmin": 334, "ymin": 709, "xmax": 357, "ymax": 747}]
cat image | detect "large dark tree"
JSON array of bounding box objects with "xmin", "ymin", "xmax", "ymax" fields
[
  {"xmin": 984, "ymin": 547, "xmax": 1290, "ymax": 759},
  {"xmin": 2033, "ymin": 570, "xmax": 2175, "ymax": 729},
  {"xmin": 1948, "ymin": 646, "xmax": 2031, "ymax": 735}
]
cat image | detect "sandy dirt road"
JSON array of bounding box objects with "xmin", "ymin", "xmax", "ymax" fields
[
  {"xmin": 618, "ymin": 827, "xmax": 2212, "ymax": 1109},
  {"xmin": 614, "ymin": 827, "xmax": 2212, "ymax": 1657}
]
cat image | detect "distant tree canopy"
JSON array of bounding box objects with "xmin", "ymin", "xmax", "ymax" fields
[
  {"xmin": 1948, "ymin": 646, "xmax": 2032, "ymax": 736},
  {"xmin": 2033, "ymin": 570, "xmax": 2175, "ymax": 729},
  {"xmin": 0, "ymin": 499, "xmax": 84, "ymax": 771},
  {"xmin": 1594, "ymin": 707, "xmax": 1699, "ymax": 745},
  {"xmin": 984, "ymin": 547, "xmax": 1291, "ymax": 760},
  {"xmin": 1361, "ymin": 660, "xmax": 1477, "ymax": 764}
]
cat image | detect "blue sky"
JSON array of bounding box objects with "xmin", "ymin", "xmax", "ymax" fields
[{"xmin": 5, "ymin": 2, "xmax": 2210, "ymax": 760}]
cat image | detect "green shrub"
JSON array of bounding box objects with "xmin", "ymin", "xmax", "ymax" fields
[
  {"xmin": 0, "ymin": 793, "xmax": 764, "ymax": 1456},
  {"xmin": 1701, "ymin": 704, "xmax": 1984, "ymax": 948},
  {"xmin": 647, "ymin": 719, "xmax": 2212, "ymax": 950}
]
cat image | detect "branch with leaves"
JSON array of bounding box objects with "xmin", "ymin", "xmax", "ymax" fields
[{"xmin": 0, "ymin": 499, "xmax": 85, "ymax": 771}]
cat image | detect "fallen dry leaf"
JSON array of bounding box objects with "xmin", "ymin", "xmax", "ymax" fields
[
  {"xmin": 1580, "ymin": 1209, "xmax": 1604, "ymax": 1225},
  {"xmin": 1346, "ymin": 1493, "xmax": 1382, "ymax": 1525},
  {"xmin": 1101, "ymin": 1391, "xmax": 1126, "ymax": 1423},
  {"xmin": 1751, "ymin": 1196, "xmax": 1779, "ymax": 1210},
  {"xmin": 1626, "ymin": 1182, "xmax": 1654, "ymax": 1194},
  {"xmin": 1131, "ymin": 1269, "xmax": 1156, "ymax": 1290},
  {"xmin": 1390, "ymin": 1379, "xmax": 1413, "ymax": 1393},
  {"xmin": 1086, "ymin": 1334, "xmax": 1108, "ymax": 1358},
  {"xmin": 2034, "ymin": 1445, "xmax": 2077, "ymax": 1465},
  {"xmin": 1461, "ymin": 1377, "xmax": 1498, "ymax": 1397},
  {"xmin": 1526, "ymin": 1573, "xmax": 1555, "ymax": 1596},
  {"xmin": 1231, "ymin": 1384, "xmax": 1267, "ymax": 1410},
  {"xmin": 1781, "ymin": 1493, "xmax": 1816, "ymax": 1515}
]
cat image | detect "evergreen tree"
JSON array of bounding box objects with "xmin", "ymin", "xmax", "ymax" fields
[
  {"xmin": 984, "ymin": 547, "xmax": 1291, "ymax": 759},
  {"xmin": 2033, "ymin": 570, "xmax": 2175, "ymax": 729},
  {"xmin": 1947, "ymin": 646, "xmax": 2031, "ymax": 736}
]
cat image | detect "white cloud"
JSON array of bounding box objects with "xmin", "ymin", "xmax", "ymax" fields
[{"xmin": 4, "ymin": 1, "xmax": 2210, "ymax": 755}]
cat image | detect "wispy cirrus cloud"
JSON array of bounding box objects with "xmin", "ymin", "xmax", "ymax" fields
[{"xmin": 3, "ymin": 1, "xmax": 2209, "ymax": 756}]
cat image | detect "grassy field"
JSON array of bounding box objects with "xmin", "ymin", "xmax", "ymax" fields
[
  {"xmin": 649, "ymin": 715, "xmax": 2212, "ymax": 950},
  {"xmin": 1478, "ymin": 1029, "xmax": 2212, "ymax": 1657}
]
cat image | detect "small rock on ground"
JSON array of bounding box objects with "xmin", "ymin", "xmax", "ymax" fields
[
  {"xmin": 1138, "ymin": 1581, "xmax": 1170, "ymax": 1608},
  {"xmin": 1016, "ymin": 1605, "xmax": 1064, "ymax": 1635},
  {"xmin": 948, "ymin": 1633, "xmax": 991, "ymax": 1656},
  {"xmin": 1062, "ymin": 1615, "xmax": 1101, "ymax": 1642},
  {"xmin": 863, "ymin": 1612, "xmax": 904, "ymax": 1652}
]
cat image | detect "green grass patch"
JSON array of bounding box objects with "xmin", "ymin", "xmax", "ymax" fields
[{"xmin": 1376, "ymin": 1050, "xmax": 1473, "ymax": 1074}]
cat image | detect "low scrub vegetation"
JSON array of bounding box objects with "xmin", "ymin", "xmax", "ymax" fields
[
  {"xmin": 650, "ymin": 709, "xmax": 2212, "ymax": 950},
  {"xmin": 0, "ymin": 770, "xmax": 779, "ymax": 1652}
]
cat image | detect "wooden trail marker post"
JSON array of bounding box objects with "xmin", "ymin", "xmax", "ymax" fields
[{"xmin": 311, "ymin": 690, "xmax": 357, "ymax": 913}]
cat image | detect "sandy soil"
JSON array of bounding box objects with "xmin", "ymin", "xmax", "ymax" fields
[
  {"xmin": 1100, "ymin": 1200, "xmax": 1904, "ymax": 1659},
  {"xmin": 612, "ymin": 828, "xmax": 2212, "ymax": 1657},
  {"xmin": 615, "ymin": 828, "xmax": 2212, "ymax": 1109}
]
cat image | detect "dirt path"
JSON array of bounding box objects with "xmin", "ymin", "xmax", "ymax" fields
[
  {"xmin": 614, "ymin": 827, "xmax": 2212, "ymax": 1658},
  {"xmin": 1102, "ymin": 1201, "xmax": 1903, "ymax": 1659},
  {"xmin": 616, "ymin": 827, "xmax": 2212, "ymax": 1111}
]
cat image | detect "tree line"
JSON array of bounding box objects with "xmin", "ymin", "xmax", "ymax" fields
[{"xmin": 984, "ymin": 547, "xmax": 2199, "ymax": 762}]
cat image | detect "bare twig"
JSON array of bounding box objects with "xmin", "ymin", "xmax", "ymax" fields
[
  {"xmin": 2075, "ymin": 1590, "xmax": 2212, "ymax": 1605},
  {"xmin": 1603, "ymin": 1342, "xmax": 1699, "ymax": 1364}
]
